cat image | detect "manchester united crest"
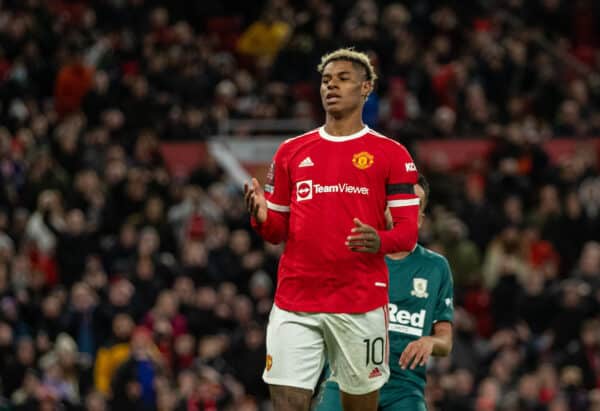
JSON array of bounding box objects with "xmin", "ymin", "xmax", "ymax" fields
[
  {"xmin": 265, "ymin": 354, "xmax": 273, "ymax": 371},
  {"xmin": 352, "ymin": 151, "xmax": 374, "ymax": 170}
]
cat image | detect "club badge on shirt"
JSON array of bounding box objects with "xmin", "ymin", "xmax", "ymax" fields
[
  {"xmin": 410, "ymin": 278, "xmax": 429, "ymax": 298},
  {"xmin": 352, "ymin": 151, "xmax": 374, "ymax": 170},
  {"xmin": 265, "ymin": 354, "xmax": 273, "ymax": 371}
]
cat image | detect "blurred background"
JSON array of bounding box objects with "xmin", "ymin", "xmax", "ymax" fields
[{"xmin": 0, "ymin": 0, "xmax": 599, "ymax": 410}]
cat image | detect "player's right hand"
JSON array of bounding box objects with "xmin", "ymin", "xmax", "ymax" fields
[
  {"xmin": 346, "ymin": 218, "xmax": 381, "ymax": 253},
  {"xmin": 399, "ymin": 336, "xmax": 434, "ymax": 370},
  {"xmin": 244, "ymin": 178, "xmax": 268, "ymax": 223}
]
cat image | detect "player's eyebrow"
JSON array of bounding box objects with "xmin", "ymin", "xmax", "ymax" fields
[{"xmin": 323, "ymin": 70, "xmax": 352, "ymax": 78}]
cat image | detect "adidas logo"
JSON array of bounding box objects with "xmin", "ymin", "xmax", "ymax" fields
[
  {"xmin": 368, "ymin": 367, "xmax": 382, "ymax": 379},
  {"xmin": 299, "ymin": 157, "xmax": 314, "ymax": 167}
]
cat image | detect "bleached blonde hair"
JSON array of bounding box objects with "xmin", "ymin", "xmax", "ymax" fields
[{"xmin": 317, "ymin": 48, "xmax": 377, "ymax": 86}]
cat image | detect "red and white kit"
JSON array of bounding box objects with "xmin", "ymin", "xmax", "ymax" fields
[{"xmin": 253, "ymin": 126, "xmax": 419, "ymax": 313}]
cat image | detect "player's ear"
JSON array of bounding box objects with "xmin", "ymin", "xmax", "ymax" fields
[{"xmin": 361, "ymin": 80, "xmax": 373, "ymax": 100}]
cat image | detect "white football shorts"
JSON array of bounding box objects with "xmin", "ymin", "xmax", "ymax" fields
[{"xmin": 262, "ymin": 303, "xmax": 389, "ymax": 395}]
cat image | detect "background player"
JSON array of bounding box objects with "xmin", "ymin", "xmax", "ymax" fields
[
  {"xmin": 244, "ymin": 48, "xmax": 420, "ymax": 411},
  {"xmin": 315, "ymin": 174, "xmax": 454, "ymax": 411}
]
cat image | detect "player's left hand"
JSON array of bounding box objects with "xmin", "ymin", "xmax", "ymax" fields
[
  {"xmin": 399, "ymin": 337, "xmax": 434, "ymax": 370},
  {"xmin": 346, "ymin": 218, "xmax": 381, "ymax": 253}
]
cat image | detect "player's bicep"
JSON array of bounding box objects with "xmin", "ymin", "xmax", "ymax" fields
[
  {"xmin": 386, "ymin": 183, "xmax": 419, "ymax": 214},
  {"xmin": 434, "ymin": 264, "xmax": 455, "ymax": 323},
  {"xmin": 386, "ymin": 144, "xmax": 419, "ymax": 219},
  {"xmin": 386, "ymin": 182, "xmax": 417, "ymax": 203},
  {"xmin": 386, "ymin": 184, "xmax": 419, "ymax": 224}
]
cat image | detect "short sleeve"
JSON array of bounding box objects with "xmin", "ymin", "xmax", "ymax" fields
[{"xmin": 434, "ymin": 259, "xmax": 454, "ymax": 323}]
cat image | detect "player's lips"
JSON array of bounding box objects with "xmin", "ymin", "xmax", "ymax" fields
[{"xmin": 325, "ymin": 93, "xmax": 341, "ymax": 103}]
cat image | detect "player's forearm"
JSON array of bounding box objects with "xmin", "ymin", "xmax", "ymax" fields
[
  {"xmin": 426, "ymin": 335, "xmax": 452, "ymax": 356},
  {"xmin": 377, "ymin": 205, "xmax": 418, "ymax": 254},
  {"xmin": 429, "ymin": 323, "xmax": 453, "ymax": 356},
  {"xmin": 251, "ymin": 209, "xmax": 289, "ymax": 244}
]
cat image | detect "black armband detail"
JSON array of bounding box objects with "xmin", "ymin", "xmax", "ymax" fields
[{"xmin": 386, "ymin": 183, "xmax": 414, "ymax": 195}]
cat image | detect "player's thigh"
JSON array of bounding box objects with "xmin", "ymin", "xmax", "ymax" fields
[
  {"xmin": 269, "ymin": 385, "xmax": 313, "ymax": 411},
  {"xmin": 263, "ymin": 305, "xmax": 326, "ymax": 392},
  {"xmin": 340, "ymin": 389, "xmax": 379, "ymax": 411},
  {"xmin": 379, "ymin": 397, "xmax": 427, "ymax": 411},
  {"xmin": 313, "ymin": 381, "xmax": 343, "ymax": 411},
  {"xmin": 323, "ymin": 305, "xmax": 390, "ymax": 395}
]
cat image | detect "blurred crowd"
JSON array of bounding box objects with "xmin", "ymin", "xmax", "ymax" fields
[{"xmin": 0, "ymin": 0, "xmax": 599, "ymax": 410}]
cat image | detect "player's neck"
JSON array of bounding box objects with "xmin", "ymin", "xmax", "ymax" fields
[
  {"xmin": 386, "ymin": 251, "xmax": 409, "ymax": 260},
  {"xmin": 324, "ymin": 111, "xmax": 365, "ymax": 136},
  {"xmin": 386, "ymin": 244, "xmax": 418, "ymax": 260}
]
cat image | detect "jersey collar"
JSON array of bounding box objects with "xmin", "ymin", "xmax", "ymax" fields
[{"xmin": 318, "ymin": 125, "xmax": 369, "ymax": 142}]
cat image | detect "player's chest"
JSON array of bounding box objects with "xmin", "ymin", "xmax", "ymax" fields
[
  {"xmin": 288, "ymin": 144, "xmax": 386, "ymax": 200},
  {"xmin": 388, "ymin": 273, "xmax": 438, "ymax": 337},
  {"xmin": 389, "ymin": 272, "xmax": 438, "ymax": 311}
]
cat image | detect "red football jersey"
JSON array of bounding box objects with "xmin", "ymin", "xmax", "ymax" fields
[{"xmin": 253, "ymin": 126, "xmax": 419, "ymax": 313}]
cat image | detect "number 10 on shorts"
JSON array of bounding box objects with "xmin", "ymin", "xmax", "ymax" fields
[{"xmin": 363, "ymin": 337, "xmax": 385, "ymax": 366}]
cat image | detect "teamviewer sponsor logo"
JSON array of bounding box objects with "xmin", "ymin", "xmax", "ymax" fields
[
  {"xmin": 296, "ymin": 180, "xmax": 369, "ymax": 201},
  {"xmin": 296, "ymin": 180, "xmax": 313, "ymax": 201},
  {"xmin": 314, "ymin": 183, "xmax": 369, "ymax": 195}
]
